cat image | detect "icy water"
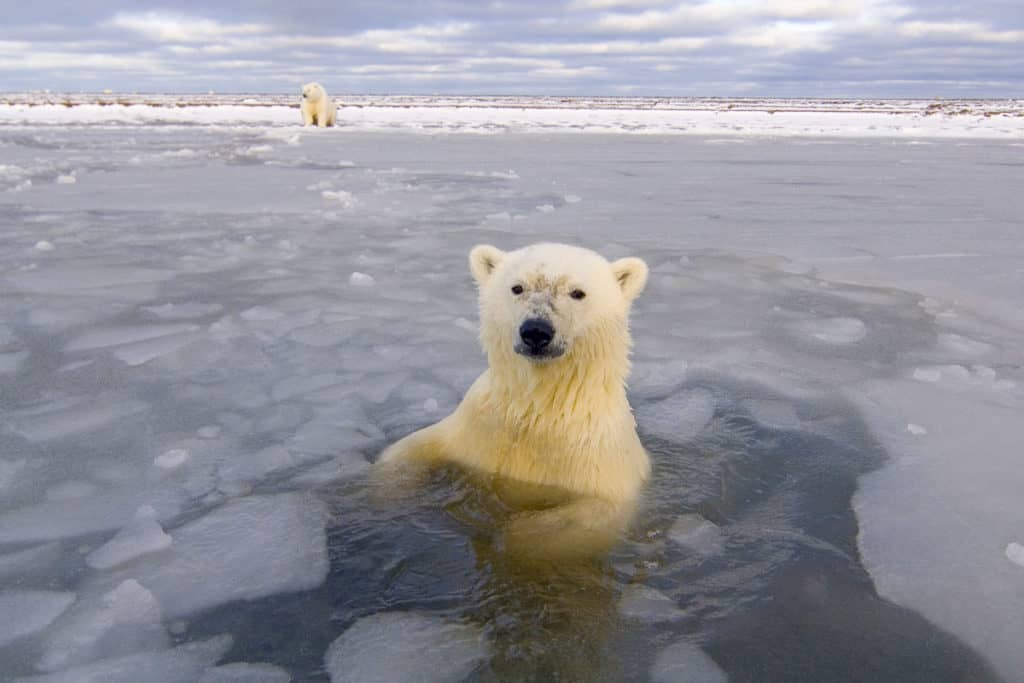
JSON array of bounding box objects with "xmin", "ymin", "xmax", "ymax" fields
[{"xmin": 0, "ymin": 126, "xmax": 1022, "ymax": 682}]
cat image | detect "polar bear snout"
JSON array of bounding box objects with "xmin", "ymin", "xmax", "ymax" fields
[
  {"xmin": 520, "ymin": 318, "xmax": 554, "ymax": 350},
  {"xmin": 516, "ymin": 318, "xmax": 564, "ymax": 360}
]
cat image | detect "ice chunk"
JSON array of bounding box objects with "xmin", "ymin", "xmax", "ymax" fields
[
  {"xmin": 66, "ymin": 324, "xmax": 200, "ymax": 352},
  {"xmin": 102, "ymin": 493, "xmax": 328, "ymax": 618},
  {"xmin": 349, "ymin": 271, "xmax": 375, "ymax": 287},
  {"xmin": 636, "ymin": 388, "xmax": 715, "ymax": 442},
  {"xmin": 618, "ymin": 585, "xmax": 687, "ymax": 623},
  {"xmin": 650, "ymin": 640, "xmax": 728, "ymax": 683},
  {"xmin": 0, "ymin": 350, "xmax": 29, "ymax": 374},
  {"xmin": 14, "ymin": 635, "xmax": 232, "ymax": 683},
  {"xmin": 912, "ymin": 366, "xmax": 944, "ymax": 383},
  {"xmin": 154, "ymin": 448, "xmax": 191, "ymax": 470},
  {"xmin": 791, "ymin": 317, "xmax": 867, "ymax": 344},
  {"xmin": 288, "ymin": 452, "xmax": 369, "ymax": 486},
  {"xmin": 287, "ymin": 418, "xmax": 379, "ymax": 458},
  {"xmin": 0, "ymin": 590, "xmax": 76, "ymax": 646},
  {"xmin": 324, "ymin": 612, "xmax": 488, "ymax": 683},
  {"xmin": 143, "ymin": 303, "xmax": 224, "ymax": 320},
  {"xmin": 564, "ymin": 194, "xmax": 582, "ymax": 203},
  {"xmin": 56, "ymin": 174, "xmax": 77, "ymax": 184},
  {"xmin": 111, "ymin": 330, "xmax": 202, "ymax": 366},
  {"xmin": 911, "ymin": 364, "xmax": 1014, "ymax": 392},
  {"xmin": 197, "ymin": 425, "xmax": 221, "ymax": 438},
  {"xmin": 197, "ymin": 663, "xmax": 291, "ymax": 683},
  {"xmin": 937, "ymin": 332, "xmax": 993, "ymax": 356},
  {"xmin": 45, "ymin": 480, "xmax": 100, "ymax": 501},
  {"xmin": 289, "ymin": 322, "xmax": 352, "ymax": 347},
  {"xmin": 86, "ymin": 506, "xmax": 172, "ymax": 570},
  {"xmin": 667, "ymin": 515, "xmax": 725, "ymax": 556},
  {"xmin": 38, "ymin": 579, "xmax": 167, "ymax": 672},
  {"xmin": 7, "ymin": 397, "xmax": 149, "ymax": 442},
  {"xmin": 0, "ymin": 457, "xmax": 27, "ymax": 490},
  {"xmin": 34, "ymin": 240, "xmax": 56, "ymax": 251},
  {"xmin": 270, "ymin": 373, "xmax": 346, "ymax": 401},
  {"xmin": 239, "ymin": 306, "xmax": 282, "ymax": 321},
  {"xmin": 0, "ymin": 543, "xmax": 62, "ymax": 581},
  {"xmin": 217, "ymin": 445, "xmax": 310, "ymax": 493},
  {"xmin": 7, "ymin": 266, "xmax": 175, "ymax": 295},
  {"xmin": 1007, "ymin": 542, "xmax": 1024, "ymax": 568},
  {"xmin": 907, "ymin": 423, "xmax": 927, "ymax": 436},
  {"xmin": 629, "ymin": 360, "xmax": 690, "ymax": 399},
  {"xmin": 0, "ymin": 489, "xmax": 180, "ymax": 545},
  {"xmin": 454, "ymin": 317, "xmax": 477, "ymax": 333},
  {"xmin": 742, "ymin": 398, "xmax": 801, "ymax": 430},
  {"xmin": 322, "ymin": 190, "xmax": 356, "ymax": 207}
]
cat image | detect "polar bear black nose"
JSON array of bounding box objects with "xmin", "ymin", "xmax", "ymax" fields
[{"xmin": 520, "ymin": 318, "xmax": 554, "ymax": 351}]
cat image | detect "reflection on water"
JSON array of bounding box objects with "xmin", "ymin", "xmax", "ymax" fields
[{"xmin": 189, "ymin": 376, "xmax": 998, "ymax": 682}]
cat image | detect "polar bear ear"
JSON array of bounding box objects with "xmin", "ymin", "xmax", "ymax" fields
[
  {"xmin": 611, "ymin": 257, "xmax": 648, "ymax": 301},
  {"xmin": 469, "ymin": 244, "xmax": 505, "ymax": 285}
]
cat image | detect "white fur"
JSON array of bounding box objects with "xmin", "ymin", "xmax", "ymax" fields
[
  {"xmin": 300, "ymin": 82, "xmax": 337, "ymax": 128},
  {"xmin": 377, "ymin": 243, "xmax": 650, "ymax": 558}
]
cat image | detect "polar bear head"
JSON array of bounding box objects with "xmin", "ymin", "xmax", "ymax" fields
[
  {"xmin": 301, "ymin": 82, "xmax": 326, "ymax": 102},
  {"xmin": 470, "ymin": 243, "xmax": 647, "ymax": 365}
]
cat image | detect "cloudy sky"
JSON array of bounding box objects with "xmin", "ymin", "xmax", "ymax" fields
[{"xmin": 1, "ymin": 1, "xmax": 1022, "ymax": 96}]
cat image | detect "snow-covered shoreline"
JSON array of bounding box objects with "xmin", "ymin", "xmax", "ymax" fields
[{"xmin": 1, "ymin": 93, "xmax": 1022, "ymax": 139}]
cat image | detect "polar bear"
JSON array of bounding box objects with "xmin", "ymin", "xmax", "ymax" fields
[
  {"xmin": 300, "ymin": 82, "xmax": 336, "ymax": 127},
  {"xmin": 377, "ymin": 243, "xmax": 650, "ymax": 558}
]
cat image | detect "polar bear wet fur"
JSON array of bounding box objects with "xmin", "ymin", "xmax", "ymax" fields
[
  {"xmin": 300, "ymin": 82, "xmax": 336, "ymax": 127},
  {"xmin": 377, "ymin": 243, "xmax": 650, "ymax": 557}
]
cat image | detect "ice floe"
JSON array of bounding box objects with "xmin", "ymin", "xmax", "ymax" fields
[{"xmin": 324, "ymin": 612, "xmax": 488, "ymax": 683}]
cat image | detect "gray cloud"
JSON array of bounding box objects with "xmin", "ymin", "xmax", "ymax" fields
[{"xmin": 0, "ymin": 1, "xmax": 1021, "ymax": 96}]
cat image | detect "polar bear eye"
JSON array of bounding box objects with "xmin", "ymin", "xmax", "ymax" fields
[
  {"xmin": 570, "ymin": 289, "xmax": 586, "ymax": 300},
  {"xmin": 511, "ymin": 285, "xmax": 524, "ymax": 295}
]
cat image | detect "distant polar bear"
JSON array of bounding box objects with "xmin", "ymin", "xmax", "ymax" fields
[
  {"xmin": 300, "ymin": 82, "xmax": 336, "ymax": 127},
  {"xmin": 377, "ymin": 243, "xmax": 650, "ymax": 558}
]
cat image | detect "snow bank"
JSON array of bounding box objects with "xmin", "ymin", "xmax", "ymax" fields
[{"xmin": 0, "ymin": 94, "xmax": 1021, "ymax": 139}]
